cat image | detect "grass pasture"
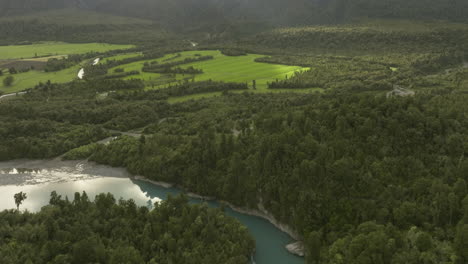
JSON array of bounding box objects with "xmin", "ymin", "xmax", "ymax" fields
[
  {"xmin": 110, "ymin": 50, "xmax": 312, "ymax": 92},
  {"xmin": 0, "ymin": 42, "xmax": 134, "ymax": 60},
  {"xmin": 0, "ymin": 65, "xmax": 82, "ymax": 94},
  {"xmin": 181, "ymin": 50, "xmax": 307, "ymax": 90},
  {"xmin": 0, "ymin": 42, "xmax": 134, "ymax": 94},
  {"xmin": 2, "ymin": 47, "xmax": 319, "ymax": 99}
]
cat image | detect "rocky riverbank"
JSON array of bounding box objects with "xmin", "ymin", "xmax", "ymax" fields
[
  {"xmin": 286, "ymin": 242, "xmax": 305, "ymax": 257},
  {"xmin": 133, "ymin": 175, "xmax": 173, "ymax": 188},
  {"xmin": 131, "ymin": 174, "xmax": 305, "ymax": 257},
  {"xmin": 224, "ymin": 200, "xmax": 304, "ymax": 256}
]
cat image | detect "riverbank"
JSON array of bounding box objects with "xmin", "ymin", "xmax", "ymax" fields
[
  {"xmin": 0, "ymin": 158, "xmax": 305, "ymax": 258},
  {"xmin": 132, "ymin": 174, "xmax": 305, "ymax": 257},
  {"xmin": 0, "ymin": 159, "xmax": 303, "ymax": 264},
  {"xmin": 224, "ymin": 200, "xmax": 304, "ymax": 256}
]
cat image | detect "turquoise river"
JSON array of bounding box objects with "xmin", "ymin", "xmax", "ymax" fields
[{"xmin": 0, "ymin": 159, "xmax": 304, "ymax": 264}]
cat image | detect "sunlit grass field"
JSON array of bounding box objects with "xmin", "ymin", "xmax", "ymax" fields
[
  {"xmin": 0, "ymin": 42, "xmax": 134, "ymax": 60},
  {"xmin": 0, "ymin": 42, "xmax": 134, "ymax": 94},
  {"xmin": 111, "ymin": 50, "xmax": 310, "ymax": 91},
  {"xmin": 1, "ymin": 48, "xmax": 320, "ymax": 99},
  {"xmin": 0, "ymin": 65, "xmax": 82, "ymax": 94}
]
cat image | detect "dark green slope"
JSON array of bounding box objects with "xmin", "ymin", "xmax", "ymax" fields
[{"xmin": 1, "ymin": 0, "xmax": 467, "ymax": 29}]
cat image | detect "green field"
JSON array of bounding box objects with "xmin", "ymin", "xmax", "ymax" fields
[
  {"xmin": 1, "ymin": 48, "xmax": 317, "ymax": 98},
  {"xmin": 0, "ymin": 42, "xmax": 134, "ymax": 60},
  {"xmin": 0, "ymin": 65, "xmax": 82, "ymax": 94},
  {"xmin": 0, "ymin": 42, "xmax": 134, "ymax": 94},
  {"xmin": 110, "ymin": 50, "xmax": 311, "ymax": 91}
]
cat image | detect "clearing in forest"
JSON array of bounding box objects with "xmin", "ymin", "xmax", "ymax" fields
[
  {"xmin": 109, "ymin": 50, "xmax": 310, "ymax": 91},
  {"xmin": 0, "ymin": 65, "xmax": 82, "ymax": 94},
  {"xmin": 0, "ymin": 42, "xmax": 134, "ymax": 60},
  {"xmin": 0, "ymin": 42, "xmax": 133, "ymax": 94}
]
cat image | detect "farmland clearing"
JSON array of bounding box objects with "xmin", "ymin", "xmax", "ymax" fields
[
  {"xmin": 1, "ymin": 46, "xmax": 320, "ymax": 99},
  {"xmin": 0, "ymin": 64, "xmax": 82, "ymax": 94},
  {"xmin": 108, "ymin": 50, "xmax": 314, "ymax": 92},
  {"xmin": 0, "ymin": 42, "xmax": 133, "ymax": 93},
  {"xmin": 0, "ymin": 42, "xmax": 134, "ymax": 60}
]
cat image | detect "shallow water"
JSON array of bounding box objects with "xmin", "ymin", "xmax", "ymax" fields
[{"xmin": 0, "ymin": 160, "xmax": 304, "ymax": 264}]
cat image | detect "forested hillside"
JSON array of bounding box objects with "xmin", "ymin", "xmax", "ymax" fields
[
  {"xmin": 88, "ymin": 91, "xmax": 468, "ymax": 264},
  {"xmin": 0, "ymin": 0, "xmax": 467, "ymax": 30},
  {"xmin": 0, "ymin": 9, "xmax": 167, "ymax": 45},
  {"xmin": 1, "ymin": 0, "xmax": 467, "ymax": 263},
  {"xmin": 0, "ymin": 193, "xmax": 255, "ymax": 264},
  {"xmin": 1, "ymin": 75, "xmax": 467, "ymax": 263}
]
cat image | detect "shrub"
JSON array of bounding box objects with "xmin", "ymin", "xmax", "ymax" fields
[{"xmin": 3, "ymin": 76, "xmax": 14, "ymax": 86}]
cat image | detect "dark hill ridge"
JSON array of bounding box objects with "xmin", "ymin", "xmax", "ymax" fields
[{"xmin": 1, "ymin": 0, "xmax": 467, "ymax": 29}]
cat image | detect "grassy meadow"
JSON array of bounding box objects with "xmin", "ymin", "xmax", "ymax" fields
[
  {"xmin": 110, "ymin": 50, "xmax": 312, "ymax": 91},
  {"xmin": 0, "ymin": 65, "xmax": 82, "ymax": 93},
  {"xmin": 0, "ymin": 42, "xmax": 134, "ymax": 94},
  {"xmin": 0, "ymin": 42, "xmax": 134, "ymax": 60},
  {"xmin": 2, "ymin": 46, "xmax": 319, "ymax": 99}
]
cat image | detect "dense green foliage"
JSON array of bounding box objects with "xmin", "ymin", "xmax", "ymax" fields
[
  {"xmin": 2, "ymin": 50, "xmax": 468, "ymax": 262},
  {"xmin": 232, "ymin": 21, "xmax": 468, "ymax": 91},
  {"xmin": 221, "ymin": 49, "xmax": 248, "ymax": 56},
  {"xmin": 1, "ymin": 0, "xmax": 467, "ymax": 32},
  {"xmin": 0, "ymin": 11, "xmax": 164, "ymax": 45},
  {"xmin": 153, "ymin": 81, "xmax": 248, "ymax": 97},
  {"xmin": 1, "ymin": 4, "xmax": 468, "ymax": 263},
  {"xmin": 84, "ymin": 91, "xmax": 468, "ymax": 263},
  {"xmin": 0, "ymin": 79, "xmax": 164, "ymax": 160},
  {"xmin": 146, "ymin": 66, "xmax": 204, "ymax": 75},
  {"xmin": 0, "ymin": 193, "xmax": 254, "ymax": 264},
  {"xmin": 62, "ymin": 143, "xmax": 100, "ymax": 160},
  {"xmin": 104, "ymin": 70, "xmax": 140, "ymax": 80},
  {"xmin": 2, "ymin": 75, "xmax": 13, "ymax": 86}
]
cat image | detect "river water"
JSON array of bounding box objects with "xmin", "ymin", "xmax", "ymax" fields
[{"xmin": 0, "ymin": 160, "xmax": 304, "ymax": 264}]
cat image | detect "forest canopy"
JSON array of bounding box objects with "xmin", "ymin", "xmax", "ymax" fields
[
  {"xmin": 0, "ymin": 0, "xmax": 467, "ymax": 31},
  {"xmin": 0, "ymin": 193, "xmax": 255, "ymax": 264}
]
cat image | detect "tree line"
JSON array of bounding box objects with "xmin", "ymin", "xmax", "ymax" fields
[
  {"xmin": 142, "ymin": 56, "xmax": 214, "ymax": 73},
  {"xmin": 0, "ymin": 192, "xmax": 254, "ymax": 264},
  {"xmin": 77, "ymin": 91, "xmax": 468, "ymax": 264}
]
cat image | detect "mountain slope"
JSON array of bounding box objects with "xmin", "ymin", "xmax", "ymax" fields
[
  {"xmin": 0, "ymin": 8, "xmax": 154, "ymax": 25},
  {"xmin": 1, "ymin": 0, "xmax": 467, "ymax": 29}
]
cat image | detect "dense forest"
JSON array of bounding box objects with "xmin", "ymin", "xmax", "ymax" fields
[
  {"xmin": 84, "ymin": 91, "xmax": 468, "ymax": 264},
  {"xmin": 0, "ymin": 193, "xmax": 254, "ymax": 264},
  {"xmin": 0, "ymin": 80, "xmax": 160, "ymax": 160},
  {"xmin": 1, "ymin": 74, "xmax": 467, "ymax": 263},
  {"xmin": 1, "ymin": 0, "xmax": 468, "ymax": 263}
]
